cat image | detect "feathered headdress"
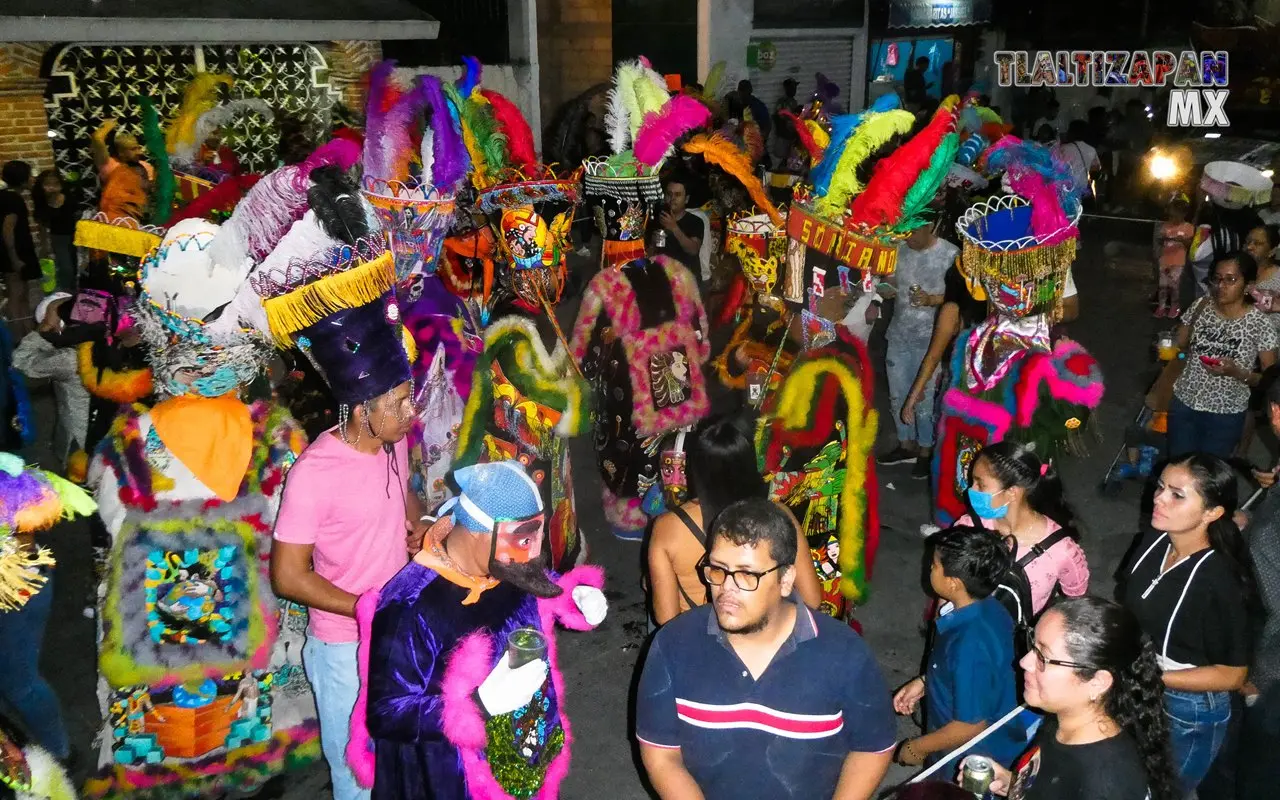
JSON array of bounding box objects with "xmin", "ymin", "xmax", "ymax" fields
[
  {"xmin": 634, "ymin": 94, "xmax": 712, "ymax": 167},
  {"xmin": 481, "ymin": 89, "xmax": 537, "ymax": 172},
  {"xmin": 849, "ymin": 96, "xmax": 960, "ymax": 231},
  {"xmin": 779, "ymin": 110, "xmax": 827, "ymax": 163},
  {"xmin": 814, "ymin": 108, "xmax": 915, "ymax": 216},
  {"xmin": 681, "ymin": 133, "xmax": 783, "ymax": 227},
  {"xmin": 139, "ymin": 97, "xmax": 176, "ymax": 226},
  {"xmin": 167, "ymin": 73, "xmax": 234, "ymax": 160},
  {"xmin": 810, "ymin": 93, "xmax": 902, "ymax": 197},
  {"xmin": 191, "ymin": 99, "xmax": 273, "ymax": 160},
  {"xmin": 985, "ymin": 137, "xmax": 1079, "ymax": 242},
  {"xmin": 0, "ymin": 452, "xmax": 96, "ymax": 611}
]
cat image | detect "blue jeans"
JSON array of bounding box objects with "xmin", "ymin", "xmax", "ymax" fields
[
  {"xmin": 1167, "ymin": 396, "xmax": 1245, "ymax": 460},
  {"xmin": 1165, "ymin": 688, "xmax": 1231, "ymax": 793},
  {"xmin": 886, "ymin": 334, "xmax": 936, "ymax": 448},
  {"xmin": 303, "ymin": 637, "xmax": 369, "ymax": 800},
  {"xmin": 0, "ymin": 572, "xmax": 69, "ymax": 759}
]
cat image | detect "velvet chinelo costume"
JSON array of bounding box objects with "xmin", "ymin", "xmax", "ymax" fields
[{"xmin": 348, "ymin": 563, "xmax": 604, "ymax": 799}]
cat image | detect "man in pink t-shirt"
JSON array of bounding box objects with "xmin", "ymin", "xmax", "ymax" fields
[{"xmin": 272, "ymin": 377, "xmax": 426, "ymax": 800}]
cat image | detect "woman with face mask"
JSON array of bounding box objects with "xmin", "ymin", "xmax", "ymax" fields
[
  {"xmin": 964, "ymin": 596, "xmax": 1179, "ymax": 800},
  {"xmin": 1120, "ymin": 453, "xmax": 1253, "ymax": 794},
  {"xmin": 956, "ymin": 440, "xmax": 1090, "ymax": 617}
]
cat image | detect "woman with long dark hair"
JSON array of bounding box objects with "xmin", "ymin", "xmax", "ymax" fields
[
  {"xmin": 646, "ymin": 411, "xmax": 822, "ymax": 624},
  {"xmin": 1121, "ymin": 453, "xmax": 1253, "ymax": 793},
  {"xmin": 968, "ymin": 596, "xmax": 1178, "ymax": 800},
  {"xmin": 954, "ymin": 440, "xmax": 1090, "ymax": 618},
  {"xmin": 1167, "ymin": 251, "xmax": 1279, "ymax": 459}
]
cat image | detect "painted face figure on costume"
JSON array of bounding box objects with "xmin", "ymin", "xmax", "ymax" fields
[{"xmin": 660, "ymin": 449, "xmax": 688, "ymax": 506}]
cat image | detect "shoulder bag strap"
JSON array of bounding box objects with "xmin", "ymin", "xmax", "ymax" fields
[
  {"xmin": 669, "ymin": 506, "xmax": 707, "ymax": 611},
  {"xmin": 1014, "ymin": 529, "xmax": 1073, "ymax": 569}
]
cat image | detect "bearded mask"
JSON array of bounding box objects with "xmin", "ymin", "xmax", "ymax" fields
[{"xmin": 660, "ymin": 430, "xmax": 689, "ymax": 506}]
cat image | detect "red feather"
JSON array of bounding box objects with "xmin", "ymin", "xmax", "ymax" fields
[
  {"xmin": 480, "ymin": 90, "xmax": 537, "ymax": 171},
  {"xmin": 715, "ymin": 273, "xmax": 748, "ymax": 327},
  {"xmin": 166, "ymin": 174, "xmax": 261, "ymax": 226},
  {"xmin": 780, "ymin": 110, "xmax": 822, "ymax": 162},
  {"xmin": 850, "ymin": 104, "xmax": 956, "ymax": 229}
]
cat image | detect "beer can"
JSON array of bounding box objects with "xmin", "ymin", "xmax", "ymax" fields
[
  {"xmin": 960, "ymin": 756, "xmax": 994, "ymax": 795},
  {"xmin": 655, "ymin": 230, "xmax": 667, "ymax": 248},
  {"xmin": 909, "ymin": 284, "xmax": 923, "ymax": 307}
]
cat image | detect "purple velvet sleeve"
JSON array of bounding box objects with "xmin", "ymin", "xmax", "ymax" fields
[{"xmin": 367, "ymin": 594, "xmax": 446, "ymax": 743}]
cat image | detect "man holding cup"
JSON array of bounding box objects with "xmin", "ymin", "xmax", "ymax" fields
[{"xmin": 350, "ymin": 460, "xmax": 608, "ymax": 799}]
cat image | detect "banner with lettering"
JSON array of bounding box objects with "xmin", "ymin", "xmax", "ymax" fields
[{"xmin": 787, "ymin": 206, "xmax": 899, "ymax": 276}]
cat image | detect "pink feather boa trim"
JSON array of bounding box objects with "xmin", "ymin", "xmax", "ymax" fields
[
  {"xmin": 1014, "ymin": 340, "xmax": 1104, "ymax": 426},
  {"xmin": 440, "ymin": 566, "xmax": 605, "ymax": 799},
  {"xmin": 346, "ymin": 589, "xmax": 381, "ymax": 788}
]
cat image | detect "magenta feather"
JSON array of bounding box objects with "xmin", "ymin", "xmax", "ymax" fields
[
  {"xmin": 362, "ymin": 60, "xmax": 400, "ymax": 177},
  {"xmin": 422, "ymin": 75, "xmax": 468, "ymax": 189},
  {"xmin": 300, "ymin": 138, "xmax": 361, "ymax": 184},
  {"xmin": 634, "ymin": 95, "xmax": 712, "ymax": 168}
]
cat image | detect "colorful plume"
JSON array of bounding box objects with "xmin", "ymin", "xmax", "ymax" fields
[
  {"xmin": 423, "ymin": 76, "xmax": 469, "ymax": 188},
  {"xmin": 457, "ymin": 55, "xmax": 483, "ymax": 98},
  {"xmin": 814, "ymin": 109, "xmax": 915, "ymax": 216},
  {"xmin": 850, "ymin": 96, "xmax": 959, "ymax": 229},
  {"xmin": 166, "ymin": 73, "xmax": 233, "ymax": 159},
  {"xmin": 363, "ymin": 60, "xmax": 403, "ymax": 178},
  {"xmin": 780, "ymin": 110, "xmax": 823, "ymax": 162},
  {"xmin": 810, "ymin": 93, "xmax": 902, "ymax": 198},
  {"xmin": 139, "ymin": 97, "xmax": 176, "ymax": 226},
  {"xmin": 605, "ymin": 61, "xmax": 644, "ymax": 154},
  {"xmin": 634, "ymin": 95, "xmax": 712, "ymax": 168},
  {"xmin": 480, "ymin": 89, "xmax": 537, "ymax": 172},
  {"xmin": 682, "ymin": 133, "xmax": 784, "ymax": 227}
]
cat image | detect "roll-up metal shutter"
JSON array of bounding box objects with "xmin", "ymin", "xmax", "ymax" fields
[{"xmin": 747, "ymin": 35, "xmax": 855, "ymax": 113}]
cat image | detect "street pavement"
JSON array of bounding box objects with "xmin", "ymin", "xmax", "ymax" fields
[{"xmin": 23, "ymin": 216, "xmax": 1243, "ymax": 798}]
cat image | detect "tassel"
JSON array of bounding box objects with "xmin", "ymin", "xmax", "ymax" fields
[{"xmin": 263, "ymin": 251, "xmax": 397, "ymax": 343}]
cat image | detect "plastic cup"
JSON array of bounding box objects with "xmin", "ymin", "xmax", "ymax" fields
[{"xmin": 506, "ymin": 627, "xmax": 547, "ymax": 669}]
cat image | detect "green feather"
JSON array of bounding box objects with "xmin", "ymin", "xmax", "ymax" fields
[
  {"xmin": 815, "ymin": 110, "xmax": 914, "ymax": 216},
  {"xmin": 893, "ymin": 132, "xmax": 960, "ymax": 234},
  {"xmin": 443, "ymin": 83, "xmax": 508, "ymax": 181},
  {"xmin": 138, "ymin": 96, "xmax": 175, "ymax": 225}
]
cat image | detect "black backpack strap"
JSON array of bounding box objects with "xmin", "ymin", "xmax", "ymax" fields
[
  {"xmin": 1015, "ymin": 529, "xmax": 1073, "ymax": 569},
  {"xmin": 670, "ymin": 506, "xmax": 706, "ymax": 611},
  {"xmin": 671, "ymin": 505, "xmax": 706, "ymax": 546}
]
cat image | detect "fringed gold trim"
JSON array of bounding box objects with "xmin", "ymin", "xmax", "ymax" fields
[
  {"xmin": 263, "ymin": 251, "xmax": 396, "ymax": 344},
  {"xmin": 961, "ymin": 238, "xmax": 1076, "ymax": 284},
  {"xmin": 0, "ymin": 544, "xmax": 55, "ymax": 611},
  {"xmin": 73, "ymin": 220, "xmax": 162, "ymax": 258}
]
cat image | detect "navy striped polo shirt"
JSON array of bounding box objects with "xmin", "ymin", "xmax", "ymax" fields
[{"xmin": 636, "ymin": 601, "xmax": 897, "ymax": 797}]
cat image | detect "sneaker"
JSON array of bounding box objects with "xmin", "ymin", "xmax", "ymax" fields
[
  {"xmin": 911, "ymin": 456, "xmax": 931, "ymax": 480},
  {"xmin": 1153, "ymin": 304, "xmax": 1166, "ymax": 318},
  {"xmin": 1167, "ymin": 304, "xmax": 1181, "ymax": 319},
  {"xmin": 877, "ymin": 446, "xmax": 918, "ymax": 466}
]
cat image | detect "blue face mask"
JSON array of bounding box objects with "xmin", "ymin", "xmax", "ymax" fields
[
  {"xmin": 190, "ymin": 366, "xmax": 242, "ymax": 398},
  {"xmin": 967, "ymin": 486, "xmax": 1010, "ymax": 520}
]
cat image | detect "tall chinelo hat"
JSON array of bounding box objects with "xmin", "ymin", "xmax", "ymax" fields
[
  {"xmin": 957, "ymin": 137, "xmax": 1083, "ymax": 320},
  {"xmin": 134, "ymin": 218, "xmax": 272, "ymax": 398},
  {"xmin": 586, "ymin": 57, "xmax": 712, "ymax": 267},
  {"xmin": 361, "ymin": 62, "xmax": 467, "ymax": 285},
  {"xmin": 250, "ymin": 165, "xmax": 415, "ymax": 407}
]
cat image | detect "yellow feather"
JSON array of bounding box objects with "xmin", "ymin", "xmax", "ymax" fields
[
  {"xmin": 815, "ymin": 109, "xmax": 915, "ymax": 216},
  {"xmin": 166, "ymin": 73, "xmax": 233, "ymax": 156},
  {"xmin": 805, "ymin": 120, "xmax": 831, "ymax": 152}
]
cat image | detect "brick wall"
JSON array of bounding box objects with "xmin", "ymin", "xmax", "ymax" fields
[
  {"xmin": 536, "ymin": 0, "xmax": 613, "ymax": 126},
  {"xmin": 0, "ymin": 43, "xmax": 56, "ymax": 176},
  {"xmin": 322, "ymin": 40, "xmax": 383, "ymax": 115}
]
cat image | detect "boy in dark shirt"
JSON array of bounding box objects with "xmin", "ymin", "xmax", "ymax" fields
[
  {"xmin": 892, "ymin": 526, "xmax": 1024, "ymax": 768},
  {"xmin": 651, "ymin": 176, "xmax": 705, "ymax": 281}
]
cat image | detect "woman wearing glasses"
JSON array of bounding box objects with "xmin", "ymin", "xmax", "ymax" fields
[
  {"xmin": 646, "ymin": 412, "xmax": 822, "ymax": 625},
  {"xmin": 967, "ymin": 597, "xmax": 1178, "ymax": 800},
  {"xmin": 1166, "ymin": 251, "xmax": 1278, "ymax": 459},
  {"xmin": 1120, "ymin": 454, "xmax": 1253, "ymax": 794}
]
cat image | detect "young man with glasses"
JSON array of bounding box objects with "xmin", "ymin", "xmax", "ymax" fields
[{"xmin": 635, "ymin": 499, "xmax": 896, "ymax": 800}]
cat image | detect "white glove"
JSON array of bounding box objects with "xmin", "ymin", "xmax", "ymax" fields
[
  {"xmin": 477, "ymin": 657, "xmax": 548, "ymax": 716},
  {"xmin": 572, "ymin": 585, "xmax": 608, "ymax": 626}
]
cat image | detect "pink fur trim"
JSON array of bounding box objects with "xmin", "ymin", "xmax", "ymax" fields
[
  {"xmin": 540, "ymin": 566, "xmax": 607, "ymax": 631},
  {"xmin": 1014, "ymin": 341, "xmax": 1105, "ymax": 426},
  {"xmin": 940, "ymin": 387, "xmax": 1013, "ymax": 440},
  {"xmin": 441, "ymin": 632, "xmax": 492, "ymax": 751},
  {"xmin": 346, "ymin": 589, "xmax": 381, "ymax": 789},
  {"xmin": 602, "ymin": 485, "xmax": 647, "ymax": 531}
]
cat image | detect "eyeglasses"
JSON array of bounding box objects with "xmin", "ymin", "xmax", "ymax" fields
[
  {"xmin": 698, "ymin": 558, "xmax": 783, "ymax": 591},
  {"xmin": 1208, "ymin": 274, "xmax": 1242, "ymax": 286},
  {"xmin": 1024, "ymin": 629, "xmax": 1096, "ymax": 672}
]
